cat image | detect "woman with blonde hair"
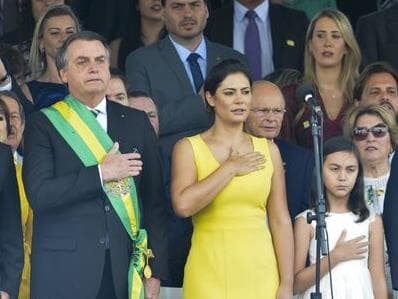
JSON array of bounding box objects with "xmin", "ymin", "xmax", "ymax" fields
[
  {"xmin": 25, "ymin": 4, "xmax": 80, "ymax": 109},
  {"xmin": 344, "ymin": 104, "xmax": 398, "ymax": 298},
  {"xmin": 282, "ymin": 9, "xmax": 361, "ymax": 148}
]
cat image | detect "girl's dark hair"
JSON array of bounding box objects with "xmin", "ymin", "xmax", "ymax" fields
[
  {"xmin": 0, "ymin": 98, "xmax": 11, "ymax": 137},
  {"xmin": 312, "ymin": 136, "xmax": 369, "ymax": 222},
  {"xmin": 204, "ymin": 59, "xmax": 252, "ymax": 95}
]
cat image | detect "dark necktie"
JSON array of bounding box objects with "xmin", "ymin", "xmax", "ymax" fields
[
  {"xmin": 187, "ymin": 53, "xmax": 204, "ymax": 93},
  {"xmin": 244, "ymin": 10, "xmax": 262, "ymax": 80},
  {"xmin": 91, "ymin": 109, "xmax": 100, "ymax": 118}
]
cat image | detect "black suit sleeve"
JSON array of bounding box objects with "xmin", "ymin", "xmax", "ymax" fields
[
  {"xmin": 126, "ymin": 53, "xmax": 212, "ymax": 137},
  {"xmin": 383, "ymin": 154, "xmax": 398, "ymax": 290},
  {"xmin": 139, "ymin": 114, "xmax": 169, "ymax": 280},
  {"xmin": 22, "ymin": 112, "xmax": 103, "ymax": 213},
  {"xmin": 0, "ymin": 144, "xmax": 23, "ymax": 298}
]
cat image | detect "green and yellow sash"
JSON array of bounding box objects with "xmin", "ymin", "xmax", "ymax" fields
[{"xmin": 42, "ymin": 95, "xmax": 152, "ymax": 299}]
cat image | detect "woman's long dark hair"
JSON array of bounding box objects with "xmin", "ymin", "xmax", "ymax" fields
[{"xmin": 311, "ymin": 136, "xmax": 369, "ymax": 222}]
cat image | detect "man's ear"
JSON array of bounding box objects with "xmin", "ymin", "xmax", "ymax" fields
[{"xmin": 59, "ymin": 68, "xmax": 68, "ymax": 84}]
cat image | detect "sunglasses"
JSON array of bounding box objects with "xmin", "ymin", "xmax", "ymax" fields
[{"xmin": 352, "ymin": 124, "xmax": 389, "ymax": 141}]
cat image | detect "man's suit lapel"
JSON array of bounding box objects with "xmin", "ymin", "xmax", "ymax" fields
[
  {"xmin": 386, "ymin": 6, "xmax": 398, "ymax": 42},
  {"xmin": 106, "ymin": 100, "xmax": 127, "ymax": 145},
  {"xmin": 269, "ymin": 4, "xmax": 282, "ymax": 68},
  {"xmin": 206, "ymin": 40, "xmax": 224, "ymax": 74},
  {"xmin": 158, "ymin": 37, "xmax": 193, "ymax": 94}
]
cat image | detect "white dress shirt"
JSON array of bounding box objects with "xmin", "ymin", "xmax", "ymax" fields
[
  {"xmin": 88, "ymin": 97, "xmax": 107, "ymax": 131},
  {"xmin": 87, "ymin": 97, "xmax": 107, "ymax": 184},
  {"xmin": 169, "ymin": 35, "xmax": 207, "ymax": 92}
]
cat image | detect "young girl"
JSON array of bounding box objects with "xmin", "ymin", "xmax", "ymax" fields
[{"xmin": 294, "ymin": 136, "xmax": 387, "ymax": 299}]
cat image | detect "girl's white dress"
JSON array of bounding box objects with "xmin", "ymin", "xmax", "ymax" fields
[{"xmin": 297, "ymin": 210, "xmax": 375, "ymax": 299}]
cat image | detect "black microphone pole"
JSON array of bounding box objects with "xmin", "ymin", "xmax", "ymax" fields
[{"xmin": 297, "ymin": 84, "xmax": 328, "ymax": 299}]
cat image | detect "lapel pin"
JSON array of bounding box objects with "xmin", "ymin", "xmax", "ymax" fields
[
  {"xmin": 121, "ymin": 114, "xmax": 125, "ymax": 118},
  {"xmin": 286, "ymin": 39, "xmax": 295, "ymax": 47}
]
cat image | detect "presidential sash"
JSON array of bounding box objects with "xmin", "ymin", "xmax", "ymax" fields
[{"xmin": 42, "ymin": 95, "xmax": 152, "ymax": 299}]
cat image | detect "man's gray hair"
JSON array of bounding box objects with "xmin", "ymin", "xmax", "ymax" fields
[{"xmin": 55, "ymin": 31, "xmax": 111, "ymax": 72}]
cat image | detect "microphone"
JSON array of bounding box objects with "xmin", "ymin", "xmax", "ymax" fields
[{"xmin": 296, "ymin": 83, "xmax": 322, "ymax": 114}]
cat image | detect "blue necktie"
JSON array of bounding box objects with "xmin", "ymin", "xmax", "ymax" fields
[
  {"xmin": 245, "ymin": 10, "xmax": 262, "ymax": 80},
  {"xmin": 187, "ymin": 53, "xmax": 204, "ymax": 93}
]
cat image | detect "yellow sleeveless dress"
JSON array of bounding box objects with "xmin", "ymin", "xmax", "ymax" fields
[{"xmin": 183, "ymin": 134, "xmax": 280, "ymax": 299}]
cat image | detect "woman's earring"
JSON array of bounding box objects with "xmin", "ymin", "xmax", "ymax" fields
[{"xmin": 40, "ymin": 48, "xmax": 46, "ymax": 69}]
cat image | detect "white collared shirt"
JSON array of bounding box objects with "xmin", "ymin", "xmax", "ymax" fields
[
  {"xmin": 169, "ymin": 35, "xmax": 207, "ymax": 92},
  {"xmin": 233, "ymin": 0, "xmax": 274, "ymax": 77},
  {"xmin": 88, "ymin": 97, "xmax": 107, "ymax": 131},
  {"xmin": 87, "ymin": 97, "xmax": 107, "ymax": 185}
]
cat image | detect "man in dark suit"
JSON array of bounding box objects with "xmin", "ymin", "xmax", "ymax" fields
[
  {"xmin": 23, "ymin": 31, "xmax": 168, "ymax": 299},
  {"xmin": 206, "ymin": 0, "xmax": 309, "ymax": 76},
  {"xmin": 125, "ymin": 0, "xmax": 246, "ymax": 288},
  {"xmin": 0, "ymin": 142, "xmax": 23, "ymax": 299},
  {"xmin": 245, "ymin": 81, "xmax": 313, "ymax": 220},
  {"xmin": 356, "ymin": 4, "xmax": 398, "ymax": 71},
  {"xmin": 384, "ymin": 152, "xmax": 398, "ymax": 291}
]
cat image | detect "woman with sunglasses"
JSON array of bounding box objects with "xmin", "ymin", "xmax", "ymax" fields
[{"xmin": 344, "ymin": 104, "xmax": 398, "ymax": 298}]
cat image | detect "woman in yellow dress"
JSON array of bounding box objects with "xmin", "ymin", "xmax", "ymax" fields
[{"xmin": 171, "ymin": 60, "xmax": 294, "ymax": 299}]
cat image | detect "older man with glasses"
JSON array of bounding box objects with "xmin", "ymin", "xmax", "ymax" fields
[{"xmin": 245, "ymin": 80, "xmax": 314, "ymax": 220}]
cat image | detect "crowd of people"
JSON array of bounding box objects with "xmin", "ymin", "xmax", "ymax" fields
[{"xmin": 1, "ymin": 0, "xmax": 398, "ymax": 299}]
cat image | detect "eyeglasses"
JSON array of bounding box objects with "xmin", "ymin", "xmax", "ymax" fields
[
  {"xmin": 250, "ymin": 107, "xmax": 286, "ymax": 116},
  {"xmin": 352, "ymin": 124, "xmax": 389, "ymax": 141}
]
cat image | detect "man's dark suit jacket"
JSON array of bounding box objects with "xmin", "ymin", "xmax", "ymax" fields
[
  {"xmin": 274, "ymin": 138, "xmax": 313, "ymax": 220},
  {"xmin": 0, "ymin": 142, "xmax": 23, "ymax": 299},
  {"xmin": 206, "ymin": 3, "xmax": 309, "ymax": 72},
  {"xmin": 383, "ymin": 152, "xmax": 398, "ymax": 290},
  {"xmin": 23, "ymin": 100, "xmax": 168, "ymax": 299},
  {"xmin": 126, "ymin": 36, "xmax": 246, "ymax": 154},
  {"xmin": 126, "ymin": 36, "xmax": 246, "ymax": 287},
  {"xmin": 356, "ymin": 4, "xmax": 398, "ymax": 70}
]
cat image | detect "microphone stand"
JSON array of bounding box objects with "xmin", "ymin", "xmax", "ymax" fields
[{"xmin": 307, "ymin": 105, "xmax": 328, "ymax": 299}]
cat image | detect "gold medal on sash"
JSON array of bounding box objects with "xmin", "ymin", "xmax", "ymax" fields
[
  {"xmin": 143, "ymin": 265, "xmax": 152, "ymax": 279},
  {"xmin": 104, "ymin": 178, "xmax": 130, "ymax": 197},
  {"xmin": 143, "ymin": 249, "xmax": 155, "ymax": 278}
]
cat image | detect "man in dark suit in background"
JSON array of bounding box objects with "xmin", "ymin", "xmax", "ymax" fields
[
  {"xmin": 354, "ymin": 62, "xmax": 398, "ymax": 115},
  {"xmin": 384, "ymin": 152, "xmax": 398, "ymax": 292},
  {"xmin": 125, "ymin": 0, "xmax": 246, "ymax": 288},
  {"xmin": 356, "ymin": 3, "xmax": 398, "ymax": 71},
  {"xmin": 23, "ymin": 31, "xmax": 168, "ymax": 299},
  {"xmin": 245, "ymin": 81, "xmax": 313, "ymax": 220},
  {"xmin": 0, "ymin": 142, "xmax": 23, "ymax": 299},
  {"xmin": 206, "ymin": 0, "xmax": 308, "ymax": 77}
]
